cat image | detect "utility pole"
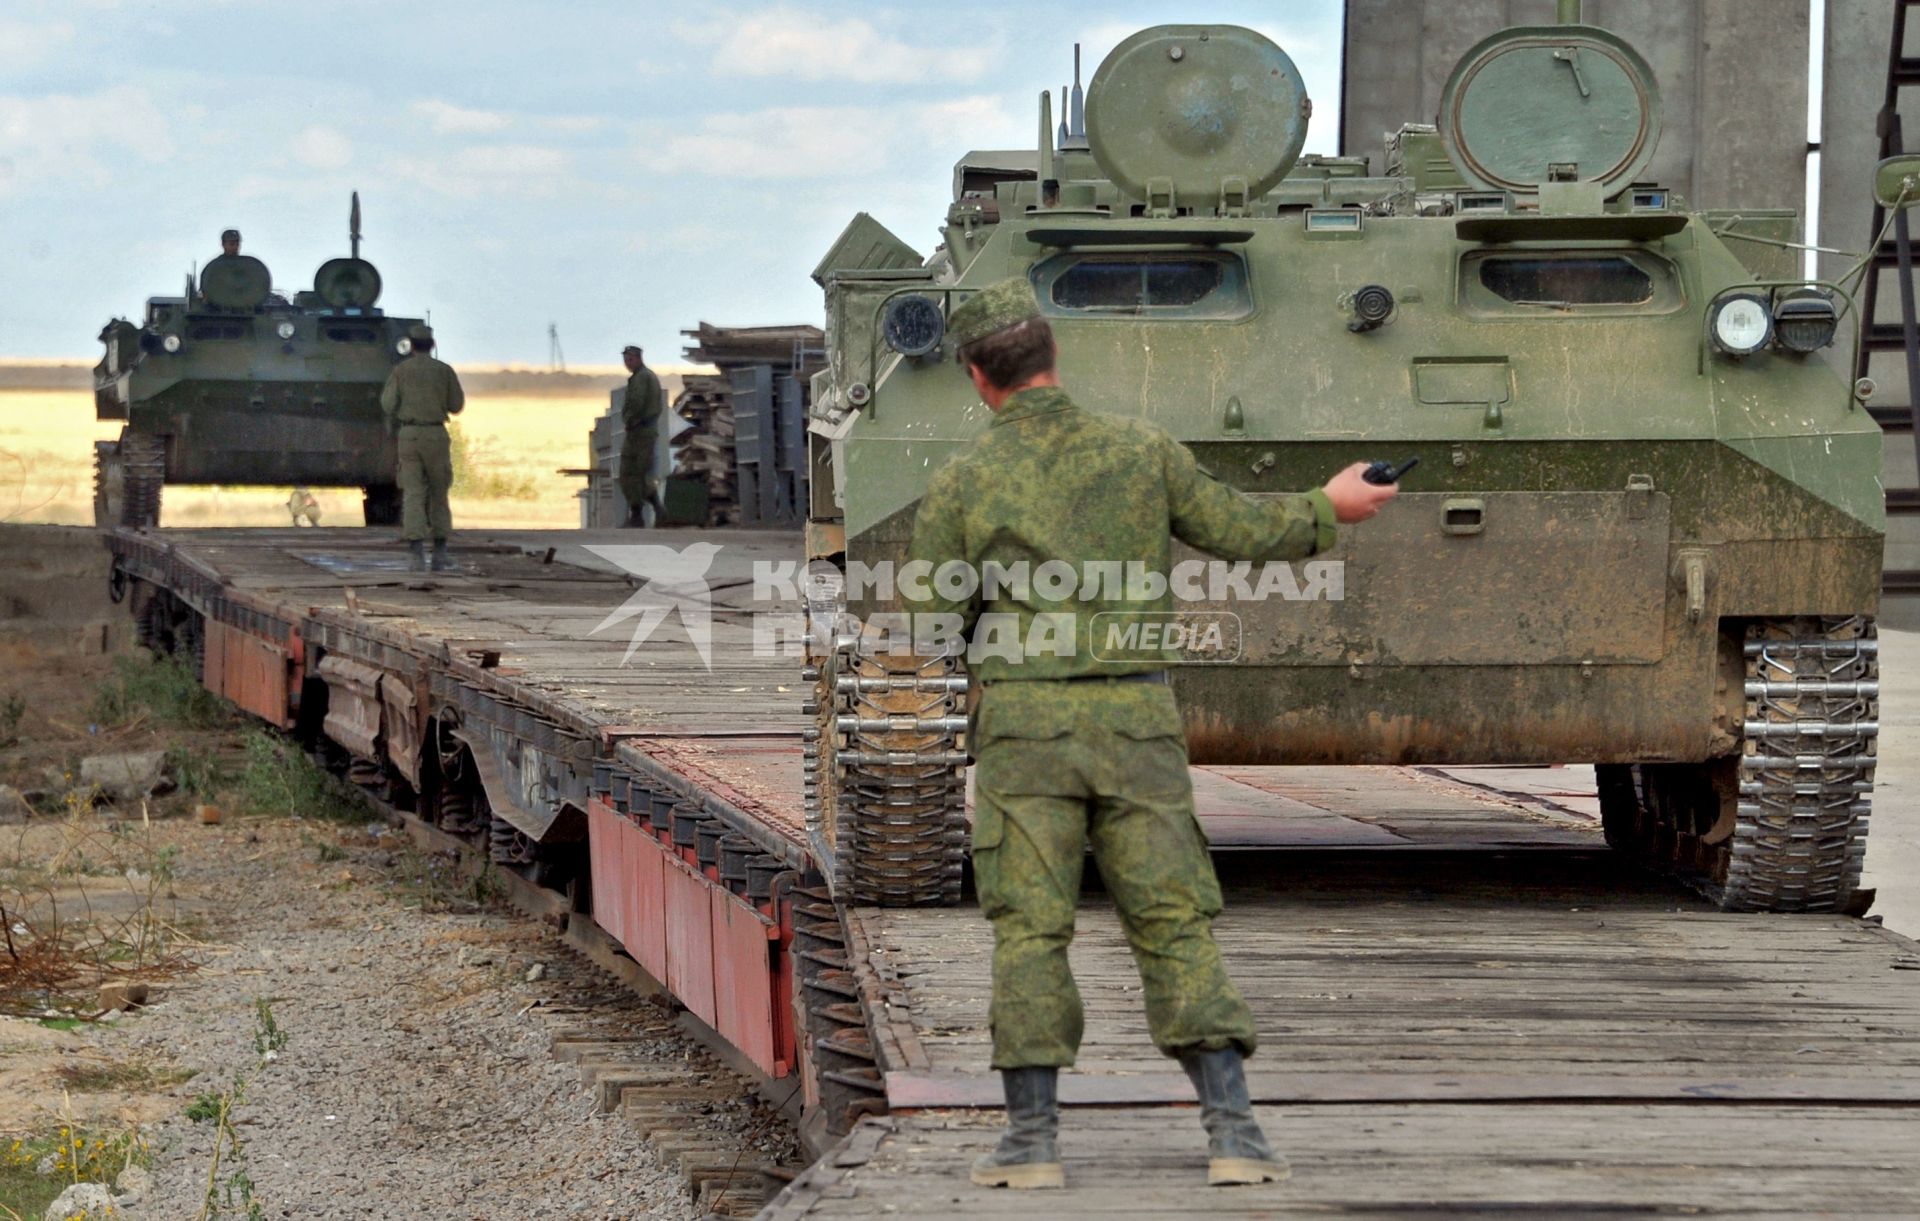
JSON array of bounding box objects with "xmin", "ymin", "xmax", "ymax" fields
[{"xmin": 548, "ymin": 321, "xmax": 566, "ymax": 373}]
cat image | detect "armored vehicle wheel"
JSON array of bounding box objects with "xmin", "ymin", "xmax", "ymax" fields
[
  {"xmin": 802, "ymin": 563, "xmax": 969, "ymax": 906},
  {"xmin": 362, "ymin": 484, "xmax": 402, "ymax": 527},
  {"xmin": 96, "ymin": 430, "xmax": 164, "ymax": 529},
  {"xmin": 120, "ymin": 431, "xmax": 164, "ymax": 528},
  {"xmin": 93, "ymin": 441, "xmax": 125, "ymax": 528},
  {"xmin": 1598, "ymin": 617, "xmax": 1876, "ymax": 913}
]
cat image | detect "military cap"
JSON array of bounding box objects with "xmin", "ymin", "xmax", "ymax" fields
[
  {"xmin": 221, "ymin": 228, "xmax": 241, "ymax": 242},
  {"xmin": 622, "ymin": 344, "xmax": 642, "ymax": 355},
  {"xmin": 406, "ymin": 323, "xmax": 434, "ymax": 342},
  {"xmin": 948, "ymin": 278, "xmax": 1042, "ymax": 349}
]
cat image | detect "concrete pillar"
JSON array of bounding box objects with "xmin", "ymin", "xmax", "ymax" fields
[{"xmin": 1820, "ymin": 0, "xmax": 1898, "ymax": 391}]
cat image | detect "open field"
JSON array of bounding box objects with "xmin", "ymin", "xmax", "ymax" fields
[{"xmin": 0, "ymin": 366, "xmax": 698, "ymax": 530}]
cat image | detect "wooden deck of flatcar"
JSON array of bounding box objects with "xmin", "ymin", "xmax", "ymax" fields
[
  {"xmin": 99, "ymin": 527, "xmax": 1920, "ymax": 1217},
  {"xmin": 783, "ymin": 852, "xmax": 1920, "ymax": 1216}
]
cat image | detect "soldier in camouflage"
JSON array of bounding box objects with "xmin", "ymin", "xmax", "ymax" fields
[
  {"xmin": 620, "ymin": 344, "xmax": 664, "ymax": 527},
  {"xmin": 906, "ymin": 278, "xmax": 1397, "ymax": 1189},
  {"xmin": 378, "ymin": 322, "xmax": 466, "ymax": 572}
]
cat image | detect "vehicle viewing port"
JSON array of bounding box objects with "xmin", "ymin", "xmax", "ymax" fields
[{"xmin": 1032, "ymin": 252, "xmax": 1252, "ymax": 319}]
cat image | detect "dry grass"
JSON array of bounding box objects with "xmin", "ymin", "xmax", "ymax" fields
[
  {"xmin": 55, "ymin": 1059, "xmax": 196, "ymax": 1093},
  {"xmin": 0, "ymin": 387, "xmax": 615, "ymax": 529}
]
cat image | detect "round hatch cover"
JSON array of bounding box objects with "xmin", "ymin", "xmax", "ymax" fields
[
  {"xmin": 199, "ymin": 254, "xmax": 272, "ymax": 310},
  {"xmin": 1086, "ymin": 25, "xmax": 1310, "ymax": 204},
  {"xmin": 1439, "ymin": 25, "xmax": 1661, "ymax": 196},
  {"xmin": 314, "ymin": 257, "xmax": 384, "ymax": 309}
]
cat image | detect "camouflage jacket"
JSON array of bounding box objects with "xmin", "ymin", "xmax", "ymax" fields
[
  {"xmin": 379, "ymin": 355, "xmax": 465, "ymax": 428},
  {"xmin": 904, "ymin": 385, "xmax": 1334, "ymax": 685},
  {"xmin": 623, "ymin": 365, "xmax": 663, "ymax": 435}
]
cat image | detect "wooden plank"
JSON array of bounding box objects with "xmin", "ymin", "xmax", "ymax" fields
[
  {"xmin": 886, "ymin": 1068, "xmax": 1920, "ymax": 1108},
  {"xmin": 849, "ymin": 862, "xmax": 1920, "ymax": 1083},
  {"xmin": 768, "ymin": 1105, "xmax": 1920, "ymax": 1217}
]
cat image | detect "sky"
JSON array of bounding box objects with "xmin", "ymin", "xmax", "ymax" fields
[{"xmin": 0, "ymin": 0, "xmax": 1346, "ymax": 366}]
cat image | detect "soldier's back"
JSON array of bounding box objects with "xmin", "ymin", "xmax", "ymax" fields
[{"xmin": 951, "ymin": 390, "xmax": 1174, "ymax": 568}]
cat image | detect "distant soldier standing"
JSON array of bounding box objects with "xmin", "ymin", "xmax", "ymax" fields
[
  {"xmin": 619, "ymin": 344, "xmax": 663, "ymax": 527},
  {"xmin": 907, "ymin": 280, "xmax": 1397, "ymax": 1190},
  {"xmin": 379, "ymin": 323, "xmax": 465, "ymax": 572}
]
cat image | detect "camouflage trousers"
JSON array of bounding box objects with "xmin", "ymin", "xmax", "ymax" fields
[
  {"xmin": 396, "ymin": 424, "xmax": 453, "ymax": 543},
  {"xmin": 970, "ymin": 680, "xmax": 1257, "ymax": 1069},
  {"xmin": 619, "ymin": 430, "xmax": 658, "ymax": 510}
]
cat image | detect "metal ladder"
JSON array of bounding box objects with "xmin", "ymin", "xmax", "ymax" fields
[{"xmin": 1859, "ymin": 0, "xmax": 1920, "ymax": 593}]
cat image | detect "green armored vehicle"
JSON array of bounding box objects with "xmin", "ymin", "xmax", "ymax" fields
[
  {"xmin": 806, "ymin": 9, "xmax": 1887, "ymax": 913},
  {"xmin": 93, "ymin": 194, "xmax": 424, "ymax": 527}
]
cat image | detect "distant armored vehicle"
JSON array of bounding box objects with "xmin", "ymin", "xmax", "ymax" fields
[
  {"xmin": 806, "ymin": 9, "xmax": 1885, "ymax": 912},
  {"xmin": 93, "ymin": 194, "xmax": 425, "ymax": 527}
]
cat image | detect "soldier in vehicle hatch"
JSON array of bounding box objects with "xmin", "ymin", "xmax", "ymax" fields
[
  {"xmin": 379, "ymin": 323, "xmax": 465, "ymax": 572},
  {"xmin": 219, "ymin": 229, "xmax": 241, "ymax": 256},
  {"xmin": 619, "ymin": 344, "xmax": 663, "ymax": 527},
  {"xmin": 905, "ymin": 279, "xmax": 1397, "ymax": 1191}
]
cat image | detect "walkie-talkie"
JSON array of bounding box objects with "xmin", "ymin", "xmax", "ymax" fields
[{"xmin": 1362, "ymin": 456, "xmax": 1420, "ymax": 485}]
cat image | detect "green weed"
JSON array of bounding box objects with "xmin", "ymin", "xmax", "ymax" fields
[
  {"xmin": 0, "ymin": 693, "xmax": 24, "ymax": 748},
  {"xmin": 89, "ymin": 655, "xmax": 230, "ymax": 730},
  {"xmin": 236, "ymin": 732, "xmax": 364, "ymax": 822},
  {"xmin": 0, "ymin": 1122, "xmax": 149, "ymax": 1220},
  {"xmin": 166, "ymin": 743, "xmax": 231, "ymax": 799}
]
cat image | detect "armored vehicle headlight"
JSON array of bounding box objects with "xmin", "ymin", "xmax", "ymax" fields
[
  {"xmin": 395, "ymin": 337, "xmax": 413, "ymax": 356},
  {"xmin": 1709, "ymin": 292, "xmax": 1772, "ymax": 356},
  {"xmin": 1348, "ymin": 285, "xmax": 1396, "ymax": 333},
  {"xmin": 881, "ymin": 294, "xmax": 945, "ymax": 359},
  {"xmin": 276, "ymin": 320, "xmax": 297, "ymax": 340},
  {"xmin": 161, "ymin": 334, "xmax": 182, "ymax": 354},
  {"xmin": 1772, "ymin": 289, "xmax": 1838, "ymax": 353}
]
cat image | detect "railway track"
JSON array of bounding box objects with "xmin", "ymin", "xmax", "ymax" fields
[
  {"xmin": 99, "ymin": 526, "xmax": 1920, "ymax": 1217},
  {"xmin": 359, "ymin": 779, "xmax": 801, "ymax": 1217}
]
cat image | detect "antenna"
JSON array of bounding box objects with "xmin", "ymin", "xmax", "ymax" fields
[
  {"xmin": 548, "ymin": 321, "xmax": 566, "ymax": 373},
  {"xmin": 350, "ymin": 191, "xmax": 362, "ymax": 260},
  {"xmin": 1058, "ymin": 86, "xmax": 1069, "ymax": 147},
  {"xmin": 1063, "ymin": 44, "xmax": 1089, "ymax": 149}
]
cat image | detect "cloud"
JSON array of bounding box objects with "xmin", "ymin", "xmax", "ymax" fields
[
  {"xmin": 0, "ymin": 19, "xmax": 75, "ymax": 70},
  {"xmin": 0, "ymin": 86, "xmax": 172, "ymax": 197},
  {"xmin": 683, "ymin": 8, "xmax": 996, "ymax": 85},
  {"xmin": 410, "ymin": 99, "xmax": 511, "ymax": 135},
  {"xmin": 647, "ymin": 95, "xmax": 1022, "ymax": 181},
  {"xmin": 293, "ymin": 124, "xmax": 353, "ymax": 170},
  {"xmin": 541, "ymin": 115, "xmax": 605, "ymax": 136},
  {"xmin": 408, "ymin": 99, "xmax": 606, "ymax": 140},
  {"xmin": 393, "ymin": 143, "xmax": 576, "ymax": 197}
]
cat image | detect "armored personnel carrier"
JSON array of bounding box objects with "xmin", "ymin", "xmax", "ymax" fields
[
  {"xmin": 93, "ymin": 194, "xmax": 425, "ymax": 527},
  {"xmin": 805, "ymin": 8, "xmax": 1886, "ymax": 913}
]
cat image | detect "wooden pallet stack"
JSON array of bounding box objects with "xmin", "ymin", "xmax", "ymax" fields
[
  {"xmin": 670, "ymin": 373, "xmax": 740, "ymax": 525},
  {"xmin": 671, "ymin": 323, "xmax": 825, "ymax": 527}
]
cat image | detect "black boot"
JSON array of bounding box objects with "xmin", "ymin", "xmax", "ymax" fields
[
  {"xmin": 429, "ymin": 540, "xmax": 456, "ymax": 572},
  {"xmin": 1179, "ymin": 1047, "xmax": 1289, "ymax": 1185},
  {"xmin": 970, "ymin": 1067, "xmax": 1063, "ymax": 1189},
  {"xmin": 406, "ymin": 540, "xmax": 427, "ymax": 573}
]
